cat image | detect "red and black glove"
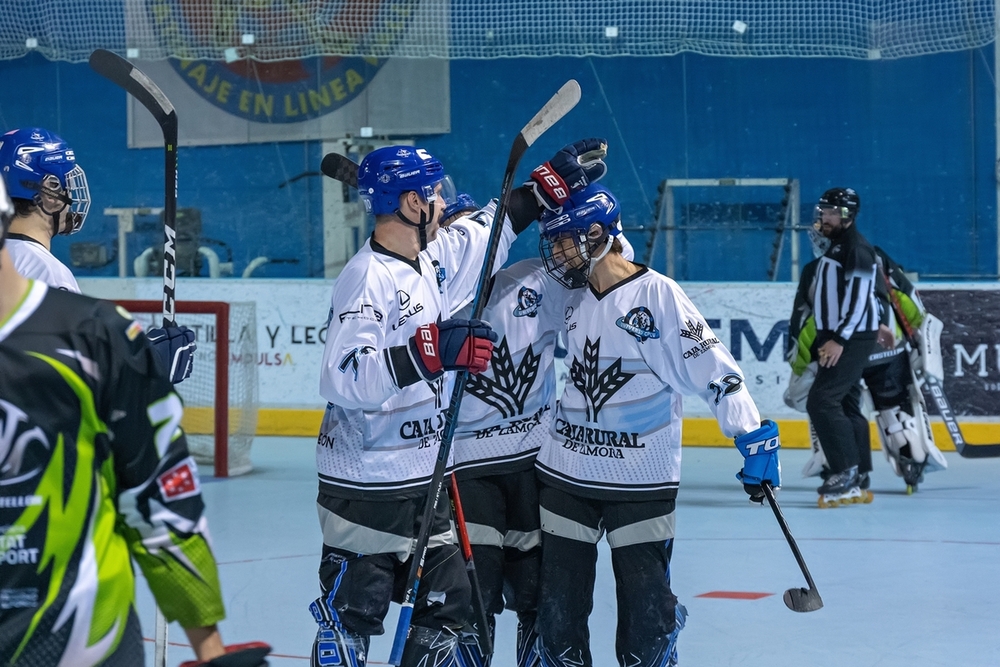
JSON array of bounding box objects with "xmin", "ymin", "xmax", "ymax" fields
[
  {"xmin": 525, "ymin": 138, "xmax": 608, "ymax": 210},
  {"xmin": 408, "ymin": 318, "xmax": 497, "ymax": 381},
  {"xmin": 179, "ymin": 642, "xmax": 271, "ymax": 667}
]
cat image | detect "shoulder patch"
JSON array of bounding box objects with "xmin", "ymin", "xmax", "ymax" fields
[
  {"xmin": 156, "ymin": 457, "xmax": 201, "ymax": 501},
  {"xmin": 616, "ymin": 306, "xmax": 660, "ymax": 343},
  {"xmin": 125, "ymin": 320, "xmax": 144, "ymax": 341},
  {"xmin": 513, "ymin": 286, "xmax": 543, "ymax": 318}
]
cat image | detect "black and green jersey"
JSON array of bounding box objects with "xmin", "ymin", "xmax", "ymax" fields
[{"xmin": 0, "ymin": 281, "xmax": 224, "ymax": 667}]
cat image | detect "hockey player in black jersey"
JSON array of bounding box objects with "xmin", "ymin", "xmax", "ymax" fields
[
  {"xmin": 0, "ymin": 176, "xmax": 269, "ymax": 666},
  {"xmin": 806, "ymin": 188, "xmax": 881, "ymax": 507},
  {"xmin": 532, "ymin": 183, "xmax": 781, "ymax": 667}
]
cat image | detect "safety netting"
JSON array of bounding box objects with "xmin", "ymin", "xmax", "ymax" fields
[{"xmin": 0, "ymin": 0, "xmax": 994, "ymax": 63}]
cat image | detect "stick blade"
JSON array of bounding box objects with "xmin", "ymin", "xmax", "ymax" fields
[
  {"xmin": 321, "ymin": 152, "xmax": 359, "ymax": 189},
  {"xmin": 89, "ymin": 48, "xmax": 176, "ymax": 124},
  {"xmin": 783, "ymin": 587, "xmax": 823, "ymax": 613},
  {"xmin": 519, "ymin": 79, "xmax": 581, "ymax": 147}
]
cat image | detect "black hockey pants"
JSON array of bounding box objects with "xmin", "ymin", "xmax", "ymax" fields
[
  {"xmin": 536, "ymin": 485, "xmax": 678, "ymax": 667},
  {"xmin": 807, "ymin": 336, "xmax": 876, "ymax": 475}
]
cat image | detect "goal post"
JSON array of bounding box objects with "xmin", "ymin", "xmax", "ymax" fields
[
  {"xmin": 116, "ymin": 299, "xmax": 258, "ymax": 477},
  {"xmin": 647, "ymin": 178, "xmax": 802, "ymax": 282}
]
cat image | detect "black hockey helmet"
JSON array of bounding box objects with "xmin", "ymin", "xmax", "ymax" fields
[{"xmin": 816, "ymin": 187, "xmax": 860, "ymax": 222}]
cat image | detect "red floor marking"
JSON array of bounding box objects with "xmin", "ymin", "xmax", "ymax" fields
[{"xmin": 695, "ymin": 591, "xmax": 774, "ymax": 600}]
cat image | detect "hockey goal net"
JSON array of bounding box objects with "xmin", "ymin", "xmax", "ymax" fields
[{"xmin": 116, "ymin": 300, "xmax": 258, "ymax": 477}]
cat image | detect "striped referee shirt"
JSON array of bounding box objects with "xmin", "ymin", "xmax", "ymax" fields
[{"xmin": 813, "ymin": 223, "xmax": 879, "ymax": 344}]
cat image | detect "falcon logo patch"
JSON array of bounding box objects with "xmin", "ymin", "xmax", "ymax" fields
[
  {"xmin": 616, "ymin": 307, "xmax": 659, "ymax": 343},
  {"xmin": 339, "ymin": 346, "xmax": 376, "ymax": 381},
  {"xmin": 513, "ymin": 286, "xmax": 543, "ymax": 318}
]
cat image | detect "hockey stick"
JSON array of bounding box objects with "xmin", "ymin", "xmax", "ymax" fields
[
  {"xmin": 760, "ymin": 482, "xmax": 823, "ymax": 612},
  {"xmin": 89, "ymin": 49, "xmax": 179, "ymax": 326},
  {"xmin": 881, "ymin": 272, "xmax": 1000, "ymax": 457},
  {"xmin": 389, "ymin": 79, "xmax": 581, "ymax": 666},
  {"xmin": 448, "ymin": 476, "xmax": 494, "ymax": 656},
  {"xmin": 153, "ymin": 607, "xmax": 167, "ymax": 667},
  {"xmin": 320, "ymin": 152, "xmax": 359, "ymax": 189}
]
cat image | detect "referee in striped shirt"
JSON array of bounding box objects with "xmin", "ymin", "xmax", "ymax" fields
[{"xmin": 806, "ymin": 187, "xmax": 881, "ymax": 505}]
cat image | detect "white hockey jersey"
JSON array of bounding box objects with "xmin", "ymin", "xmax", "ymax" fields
[
  {"xmin": 317, "ymin": 202, "xmax": 515, "ymax": 499},
  {"xmin": 536, "ymin": 267, "xmax": 762, "ymax": 500},
  {"xmin": 6, "ymin": 234, "xmax": 80, "ymax": 293},
  {"xmin": 452, "ymin": 259, "xmax": 565, "ymax": 477}
]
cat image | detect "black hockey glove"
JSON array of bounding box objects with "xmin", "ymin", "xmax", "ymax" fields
[
  {"xmin": 179, "ymin": 642, "xmax": 271, "ymax": 667},
  {"xmin": 734, "ymin": 420, "xmax": 782, "ymax": 504},
  {"xmin": 525, "ymin": 138, "xmax": 608, "ymax": 210},
  {"xmin": 147, "ymin": 324, "xmax": 197, "ymax": 384}
]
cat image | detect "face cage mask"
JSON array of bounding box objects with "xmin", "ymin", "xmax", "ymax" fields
[
  {"xmin": 395, "ymin": 192, "xmax": 439, "ymax": 251},
  {"xmin": 36, "ymin": 166, "xmax": 90, "ymax": 236},
  {"xmin": 806, "ymin": 225, "xmax": 831, "ymax": 258},
  {"xmin": 540, "ymin": 230, "xmax": 593, "ymax": 289}
]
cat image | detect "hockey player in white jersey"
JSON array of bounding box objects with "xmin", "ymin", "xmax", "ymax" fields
[
  {"xmin": 312, "ymin": 145, "xmax": 545, "ymax": 667},
  {"xmin": 531, "ymin": 183, "xmax": 781, "ymax": 667},
  {"xmin": 0, "ymin": 127, "xmax": 196, "ymax": 384},
  {"xmin": 445, "ymin": 140, "xmax": 620, "ymax": 667}
]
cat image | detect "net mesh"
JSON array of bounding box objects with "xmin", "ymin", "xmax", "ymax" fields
[
  {"xmin": 125, "ymin": 301, "xmax": 259, "ymax": 477},
  {"xmin": 0, "ymin": 0, "xmax": 994, "ymax": 63}
]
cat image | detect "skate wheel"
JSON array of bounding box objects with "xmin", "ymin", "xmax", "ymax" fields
[
  {"xmin": 906, "ymin": 485, "xmax": 915, "ymax": 495},
  {"xmin": 861, "ymin": 490, "xmax": 874, "ymax": 504}
]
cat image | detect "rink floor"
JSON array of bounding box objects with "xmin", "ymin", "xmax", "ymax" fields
[{"xmin": 135, "ymin": 437, "xmax": 1000, "ymax": 667}]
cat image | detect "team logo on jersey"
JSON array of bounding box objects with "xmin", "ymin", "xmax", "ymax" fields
[
  {"xmin": 708, "ymin": 373, "xmax": 744, "ymax": 405},
  {"xmin": 338, "ymin": 345, "xmax": 376, "ymax": 381},
  {"xmin": 337, "ymin": 304, "xmax": 383, "ymax": 324},
  {"xmin": 679, "ymin": 319, "xmax": 705, "ymax": 342},
  {"xmin": 156, "ymin": 457, "xmax": 201, "ymax": 501},
  {"xmin": 616, "ymin": 306, "xmax": 659, "ymax": 343},
  {"xmin": 679, "ymin": 319, "xmax": 721, "ymax": 359},
  {"xmin": 570, "ymin": 338, "xmax": 635, "ymax": 422},
  {"xmin": 513, "ymin": 287, "xmax": 543, "ymax": 318},
  {"xmin": 432, "ymin": 260, "xmax": 446, "ymax": 294},
  {"xmin": 465, "ymin": 338, "xmax": 541, "ymax": 420},
  {"xmin": 0, "ymin": 400, "xmax": 51, "ymax": 487}
]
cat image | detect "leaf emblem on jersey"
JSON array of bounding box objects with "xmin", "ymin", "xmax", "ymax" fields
[
  {"xmin": 465, "ymin": 337, "xmax": 541, "ymax": 419},
  {"xmin": 570, "ymin": 337, "xmax": 635, "ymax": 422}
]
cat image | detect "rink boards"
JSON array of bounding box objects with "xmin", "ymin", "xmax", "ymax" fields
[{"xmin": 79, "ymin": 278, "xmax": 1000, "ymax": 449}]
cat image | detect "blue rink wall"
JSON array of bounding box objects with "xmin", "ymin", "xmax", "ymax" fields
[{"xmin": 0, "ymin": 48, "xmax": 997, "ymax": 279}]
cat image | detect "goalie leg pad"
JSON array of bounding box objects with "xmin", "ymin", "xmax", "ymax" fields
[
  {"xmin": 801, "ymin": 418, "xmax": 830, "ymax": 478},
  {"xmin": 311, "ymin": 625, "xmax": 369, "ymax": 667},
  {"xmin": 399, "ymin": 626, "xmax": 460, "ymax": 667}
]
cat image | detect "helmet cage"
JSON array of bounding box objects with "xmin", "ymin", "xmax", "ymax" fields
[
  {"xmin": 33, "ymin": 166, "xmax": 90, "ymax": 234},
  {"xmin": 540, "ymin": 228, "xmax": 592, "ymax": 289}
]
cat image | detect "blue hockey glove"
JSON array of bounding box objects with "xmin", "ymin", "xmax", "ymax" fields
[
  {"xmin": 408, "ymin": 318, "xmax": 498, "ymax": 381},
  {"xmin": 525, "ymin": 138, "xmax": 608, "ymax": 210},
  {"xmin": 734, "ymin": 419, "xmax": 781, "ymax": 504},
  {"xmin": 147, "ymin": 325, "xmax": 197, "ymax": 384}
]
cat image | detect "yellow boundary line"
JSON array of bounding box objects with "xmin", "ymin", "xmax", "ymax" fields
[{"xmin": 181, "ymin": 408, "xmax": 999, "ymax": 452}]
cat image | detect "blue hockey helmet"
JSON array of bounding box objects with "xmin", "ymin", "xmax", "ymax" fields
[
  {"xmin": 357, "ymin": 146, "xmax": 447, "ymax": 217},
  {"xmin": 0, "ymin": 127, "xmax": 90, "ymax": 235},
  {"xmin": 538, "ymin": 183, "xmax": 621, "ymax": 289},
  {"xmin": 441, "ymin": 192, "xmax": 479, "ymax": 225}
]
